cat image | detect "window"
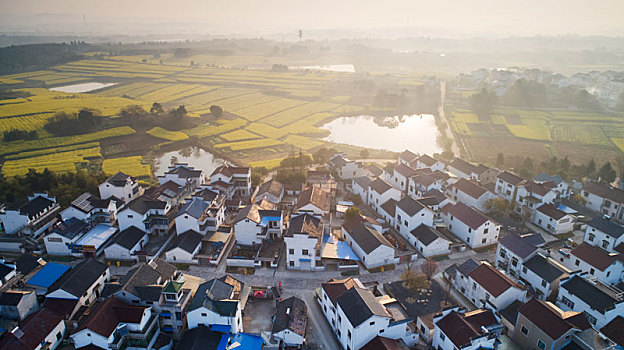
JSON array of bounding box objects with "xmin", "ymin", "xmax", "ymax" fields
[
  {"xmin": 379, "ymin": 329, "xmax": 384, "ymax": 333},
  {"xmin": 590, "ymin": 268, "xmax": 595, "ymax": 275},
  {"xmin": 289, "ymin": 261, "xmax": 294, "ymax": 267},
  {"xmin": 511, "ymin": 257, "xmax": 518, "ymax": 267},
  {"xmin": 201, "ymin": 313, "xmax": 207, "ymax": 317},
  {"xmin": 348, "ymin": 330, "xmax": 351, "ymax": 339},
  {"xmin": 302, "ymin": 249, "xmax": 309, "ymax": 255},
  {"xmin": 574, "ymin": 259, "xmax": 580, "ymax": 266},
  {"xmin": 176, "ymin": 312, "xmax": 182, "ymax": 320},
  {"xmin": 484, "ymin": 228, "xmax": 489, "ymax": 234},
  {"xmin": 588, "ymin": 233, "xmax": 595, "ymax": 241},
  {"xmin": 370, "ymin": 321, "xmax": 375, "ymax": 326},
  {"xmin": 440, "ymin": 333, "xmax": 446, "ymax": 341},
  {"xmin": 537, "ymin": 340, "xmax": 546, "ymax": 349},
  {"xmin": 289, "ymin": 249, "xmax": 294, "ymax": 255},
  {"xmin": 583, "ymin": 311, "xmax": 597, "ymax": 325},
  {"xmin": 601, "ymin": 240, "xmax": 609, "ymax": 249},
  {"xmin": 560, "ymin": 296, "xmax": 575, "ymax": 309},
  {"xmin": 522, "ymin": 267, "xmax": 527, "ymax": 273},
  {"xmin": 468, "ymin": 228, "xmax": 472, "ymax": 233},
  {"xmin": 499, "ymin": 248, "xmax": 506, "ymax": 258},
  {"xmin": 472, "ymin": 282, "xmax": 477, "ymax": 290},
  {"xmin": 127, "ymin": 214, "xmax": 133, "ymax": 218},
  {"xmin": 521, "ymin": 325, "xmax": 528, "ymax": 336},
  {"xmin": 541, "ymin": 280, "xmax": 547, "ymax": 287},
  {"xmin": 481, "ymin": 238, "xmax": 487, "ymax": 244},
  {"xmin": 56, "ymin": 332, "xmax": 62, "ymax": 340}
]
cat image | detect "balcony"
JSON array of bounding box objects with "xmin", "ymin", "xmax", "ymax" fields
[
  {"xmin": 109, "ymin": 313, "xmax": 159, "ymax": 350},
  {"xmin": 161, "ymin": 289, "xmax": 191, "ymax": 308}
]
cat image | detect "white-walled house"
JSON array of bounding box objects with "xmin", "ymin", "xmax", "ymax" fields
[
  {"xmin": 232, "ymin": 201, "xmax": 283, "ymax": 246},
  {"xmin": 174, "ymin": 196, "xmax": 225, "ymax": 236},
  {"xmin": 342, "ymin": 217, "xmax": 395, "ymax": 269},
  {"xmin": 407, "ymin": 172, "xmax": 445, "ymax": 199},
  {"xmin": 46, "ymin": 259, "xmax": 109, "ymax": 313},
  {"xmin": 447, "ymin": 178, "xmax": 497, "ymax": 213},
  {"xmin": 330, "ymin": 154, "xmax": 369, "ymax": 180},
  {"xmin": 410, "ymin": 225, "xmax": 451, "ymax": 257},
  {"xmin": 158, "ymin": 163, "xmax": 205, "ymax": 189},
  {"xmin": 272, "ymin": 296, "xmax": 307, "ymax": 347},
  {"xmin": 117, "ymin": 195, "xmax": 172, "ymax": 236},
  {"xmin": 519, "ymin": 253, "xmax": 570, "ymax": 300},
  {"xmin": 0, "ymin": 290, "xmax": 38, "ymax": 321},
  {"xmin": 495, "ymin": 171, "xmax": 525, "ymax": 203},
  {"xmin": 256, "ymin": 179, "xmax": 285, "ymax": 204},
  {"xmin": 583, "ymin": 216, "xmax": 624, "ymax": 253},
  {"xmin": 351, "ymin": 176, "xmax": 373, "ymax": 204},
  {"xmin": 165, "ymin": 229, "xmax": 203, "ymax": 264},
  {"xmin": 368, "ymin": 178, "xmax": 402, "ymax": 214},
  {"xmin": 394, "ymin": 196, "xmax": 434, "ymax": 240},
  {"xmin": 398, "ymin": 150, "xmax": 419, "ymax": 167},
  {"xmin": 71, "ymin": 297, "xmax": 157, "ymax": 350},
  {"xmin": 0, "ymin": 308, "xmax": 66, "ymax": 350},
  {"xmin": 447, "ymin": 158, "xmax": 477, "ymax": 180},
  {"xmin": 187, "ymin": 275, "xmax": 250, "ymax": 333},
  {"xmin": 560, "ymin": 242, "xmax": 623, "ymax": 285},
  {"xmin": 441, "ymin": 202, "xmax": 500, "ymax": 248},
  {"xmin": 0, "ymin": 193, "xmax": 60, "ymax": 237},
  {"xmin": 379, "ymin": 199, "xmax": 397, "ymax": 227},
  {"xmin": 44, "ymin": 218, "xmax": 90, "ymax": 256},
  {"xmin": 98, "ymin": 171, "xmax": 143, "ymax": 204},
  {"xmin": 534, "ymin": 173, "xmax": 571, "ymax": 198},
  {"xmin": 532, "ymin": 203, "xmax": 574, "ymax": 235},
  {"xmin": 210, "ymin": 164, "xmax": 252, "ymax": 199},
  {"xmin": 433, "ymin": 308, "xmax": 499, "ymax": 350},
  {"xmin": 557, "ymin": 274, "xmax": 624, "ymax": 329},
  {"xmin": 414, "ymin": 154, "xmax": 445, "ymax": 172},
  {"xmin": 104, "ymin": 226, "xmax": 149, "ymax": 262},
  {"xmin": 392, "ymin": 163, "xmax": 418, "ymax": 192},
  {"xmin": 515, "ymin": 180, "xmax": 558, "ymax": 215},
  {"xmin": 495, "ymin": 233, "xmax": 540, "ymax": 279},
  {"xmin": 580, "ymin": 182, "xmax": 624, "ymax": 222},
  {"xmin": 60, "ymin": 192, "xmax": 120, "ymax": 224},
  {"xmin": 454, "ymin": 261, "xmax": 528, "ymax": 312},
  {"xmin": 285, "ymin": 214, "xmax": 323, "ymax": 271},
  {"xmin": 295, "ymin": 186, "xmax": 331, "ymax": 217}
]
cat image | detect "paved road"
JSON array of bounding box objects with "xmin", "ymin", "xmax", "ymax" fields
[{"xmin": 438, "ymin": 81, "xmax": 462, "ymax": 157}]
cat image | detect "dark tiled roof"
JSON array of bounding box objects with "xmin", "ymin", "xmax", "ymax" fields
[
  {"xmin": 369, "ymin": 178, "xmax": 393, "ymax": 194},
  {"xmin": 497, "ymin": 171, "xmax": 525, "ymax": 186},
  {"xmin": 521, "ymin": 180, "xmax": 553, "ymax": 197},
  {"xmin": 535, "ymin": 173, "xmax": 564, "ymax": 185},
  {"xmin": 178, "ymin": 198, "xmax": 210, "ymax": 219},
  {"xmin": 399, "ymin": 150, "xmax": 418, "ymax": 163},
  {"xmin": 523, "ymin": 254, "xmax": 569, "ymax": 283},
  {"xmin": 0, "ymin": 308, "xmax": 63, "ymax": 350},
  {"xmin": 411, "ymin": 224, "xmax": 445, "ymax": 246},
  {"xmin": 0, "ymin": 290, "xmax": 29, "ymax": 306},
  {"xmin": 500, "ymin": 300, "xmax": 524, "ymax": 324},
  {"xmin": 134, "ymin": 285, "xmax": 164, "ymax": 301},
  {"xmin": 337, "ymin": 287, "xmax": 390, "ymax": 327},
  {"xmin": 14, "ymin": 254, "xmax": 39, "ymax": 275},
  {"xmin": 396, "ymin": 196, "xmax": 426, "ymax": 216},
  {"xmin": 469, "ymin": 262, "xmax": 523, "ymax": 297},
  {"xmin": 499, "ymin": 233, "xmax": 538, "ymax": 259},
  {"xmin": 366, "ymin": 164, "xmax": 383, "ymax": 177},
  {"xmin": 287, "ymin": 214, "xmax": 322, "ymax": 238},
  {"xmin": 361, "ymin": 336, "xmax": 405, "ymax": 350},
  {"xmin": 321, "ymin": 277, "xmax": 359, "ymax": 304},
  {"xmin": 436, "ymin": 309, "xmax": 496, "ymax": 348},
  {"xmin": 395, "ymin": 163, "xmax": 417, "ymax": 178},
  {"xmin": 258, "ymin": 179, "xmax": 284, "ymax": 198},
  {"xmin": 272, "ymin": 296, "xmax": 307, "ymax": 336},
  {"xmin": 518, "ymin": 298, "xmax": 590, "ymax": 340},
  {"xmin": 420, "ymin": 190, "xmax": 448, "ymax": 206},
  {"xmin": 583, "ymin": 182, "xmax": 624, "ymax": 203},
  {"xmin": 233, "ymin": 200, "xmax": 277, "ymax": 223},
  {"xmin": 353, "ymin": 176, "xmax": 373, "ymax": 189},
  {"xmin": 168, "ymin": 230, "xmax": 202, "ymax": 254},
  {"xmin": 189, "ymin": 276, "xmax": 243, "ymax": 316},
  {"xmin": 380, "ymin": 198, "xmax": 397, "ymax": 217},
  {"xmin": 49, "ymin": 259, "xmax": 107, "ymax": 298},
  {"xmin": 50, "ymin": 218, "xmax": 89, "ymax": 240},
  {"xmin": 449, "ymin": 158, "xmax": 476, "ymax": 175},
  {"xmin": 570, "ymin": 242, "xmax": 618, "ymax": 271},
  {"xmin": 560, "ymin": 275, "xmax": 620, "ymax": 313},
  {"xmin": 106, "ymin": 171, "xmax": 131, "ymax": 186},
  {"xmin": 295, "ymin": 187, "xmax": 331, "ymax": 211},
  {"xmin": 457, "ymin": 258, "xmax": 479, "ymax": 276},
  {"xmin": 77, "ymin": 297, "xmax": 147, "ymax": 337},
  {"xmin": 442, "ymin": 202, "xmax": 489, "ymax": 230},
  {"xmin": 587, "ymin": 217, "xmax": 624, "ymax": 238},
  {"xmin": 176, "ymin": 326, "xmax": 225, "ymax": 350},
  {"xmin": 127, "ymin": 195, "xmax": 167, "ymax": 215},
  {"xmin": 19, "ymin": 195, "xmax": 54, "ymax": 218},
  {"xmin": 600, "ymin": 316, "xmax": 624, "ymax": 347},
  {"xmin": 343, "ymin": 221, "xmax": 392, "ymax": 254},
  {"xmin": 42, "ymin": 297, "xmax": 78, "ymax": 319},
  {"xmin": 210, "ymin": 164, "xmax": 250, "ymax": 177},
  {"xmin": 110, "ymin": 226, "xmax": 146, "ymax": 250},
  {"xmin": 521, "ymin": 233, "xmax": 546, "ymax": 247},
  {"xmin": 417, "ymin": 154, "xmax": 438, "ymax": 167},
  {"xmin": 452, "ymin": 178, "xmax": 488, "ymax": 199},
  {"xmin": 0, "ymin": 263, "xmax": 14, "ymax": 280},
  {"xmin": 164, "ymin": 165, "xmax": 203, "ymax": 177}
]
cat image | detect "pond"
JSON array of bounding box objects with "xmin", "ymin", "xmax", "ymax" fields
[
  {"xmin": 49, "ymin": 82, "xmax": 117, "ymax": 93},
  {"xmin": 289, "ymin": 64, "xmax": 355, "ymax": 73},
  {"xmin": 153, "ymin": 147, "xmax": 225, "ymax": 177},
  {"xmin": 322, "ymin": 114, "xmax": 442, "ymax": 154}
]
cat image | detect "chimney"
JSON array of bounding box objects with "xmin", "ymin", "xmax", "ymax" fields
[{"xmin": 11, "ymin": 327, "xmax": 24, "ymax": 339}]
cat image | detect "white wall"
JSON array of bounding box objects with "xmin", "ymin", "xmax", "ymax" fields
[
  {"xmin": 187, "ymin": 305, "xmax": 243, "ymax": 333},
  {"xmin": 416, "ymin": 237, "xmax": 451, "ymax": 258},
  {"xmin": 273, "ymin": 329, "xmax": 304, "ymax": 346},
  {"xmin": 532, "ymin": 211, "xmax": 573, "ymax": 235},
  {"xmin": 165, "ymin": 246, "xmax": 199, "ymax": 264},
  {"xmin": 104, "ymin": 234, "xmax": 148, "ymax": 261},
  {"xmin": 0, "ymin": 210, "xmax": 28, "ymax": 234},
  {"xmin": 557, "ymin": 284, "xmax": 624, "ymax": 329},
  {"xmin": 584, "ymin": 224, "xmax": 624, "ymax": 253},
  {"xmin": 285, "ymin": 234, "xmax": 318, "ymax": 271},
  {"xmin": 395, "ymin": 206, "xmax": 434, "ymax": 240},
  {"xmin": 443, "ymin": 213, "xmax": 500, "ymax": 248},
  {"xmin": 368, "ymin": 187, "xmax": 401, "ymax": 213},
  {"xmin": 562, "ymin": 253, "xmax": 623, "ymax": 285},
  {"xmin": 60, "ymin": 207, "xmax": 89, "ymax": 222},
  {"xmin": 234, "ymin": 219, "xmax": 262, "ymax": 246},
  {"xmin": 44, "ymin": 232, "xmax": 76, "ymax": 256},
  {"xmin": 117, "ymin": 208, "xmax": 145, "ymax": 233},
  {"xmin": 342, "ymin": 228, "xmax": 395, "ymax": 269}
]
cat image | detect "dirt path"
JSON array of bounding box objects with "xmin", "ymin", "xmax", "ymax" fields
[{"xmin": 438, "ymin": 81, "xmax": 462, "ymax": 157}]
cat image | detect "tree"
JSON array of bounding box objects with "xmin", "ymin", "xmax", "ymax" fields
[
  {"xmin": 485, "ymin": 197, "xmax": 508, "ymax": 215},
  {"xmin": 150, "ymin": 102, "xmax": 164, "ymax": 115},
  {"xmin": 172, "ymin": 105, "xmax": 187, "ymax": 120},
  {"xmin": 520, "ymin": 157, "xmax": 534, "ymax": 178},
  {"xmin": 120, "ymin": 105, "xmax": 146, "ymax": 118},
  {"xmin": 209, "ymin": 105, "xmax": 223, "ymax": 118},
  {"xmin": 470, "ymin": 88, "xmax": 496, "ymax": 122},
  {"xmin": 360, "ymin": 149, "xmax": 370, "ymax": 160},
  {"xmin": 344, "ymin": 207, "xmax": 362, "ymax": 222},
  {"xmin": 585, "ymin": 158, "xmax": 596, "ymax": 178},
  {"xmin": 598, "ymin": 162, "xmax": 617, "ymax": 183},
  {"xmin": 313, "ymin": 147, "xmax": 337, "ymax": 164},
  {"xmin": 421, "ymin": 259, "xmax": 439, "ymax": 281},
  {"xmin": 496, "ymin": 153, "xmax": 505, "ymax": 168},
  {"xmin": 401, "ymin": 269, "xmax": 430, "ymax": 290}
]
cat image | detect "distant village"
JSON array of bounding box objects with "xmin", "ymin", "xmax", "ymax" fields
[{"xmin": 0, "ymin": 149, "xmax": 623, "ymax": 350}]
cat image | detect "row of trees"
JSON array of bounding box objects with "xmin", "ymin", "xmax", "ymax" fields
[
  {"xmin": 3, "ymin": 129, "xmax": 38, "ymax": 142},
  {"xmin": 45, "ymin": 108, "xmax": 103, "ymax": 136}
]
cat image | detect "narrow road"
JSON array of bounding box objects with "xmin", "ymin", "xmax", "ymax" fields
[
  {"xmin": 301, "ymin": 290, "xmax": 341, "ymax": 350},
  {"xmin": 438, "ymin": 81, "xmax": 462, "ymax": 157}
]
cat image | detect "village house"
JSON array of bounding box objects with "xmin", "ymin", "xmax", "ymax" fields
[
  {"xmin": 532, "ymin": 203, "xmax": 575, "ymax": 235},
  {"xmin": 186, "ymin": 275, "xmax": 250, "ymax": 333},
  {"xmin": 581, "ymin": 182, "xmax": 624, "ymax": 222},
  {"xmin": 351, "ymin": 176, "xmax": 373, "ymax": 204},
  {"xmin": 159, "ymin": 274, "xmax": 205, "ymax": 340},
  {"xmin": 25, "ymin": 262, "xmax": 70, "ymax": 296},
  {"xmin": 0, "ymin": 289, "xmax": 38, "ymax": 321},
  {"xmin": 209, "ymin": 164, "xmax": 252, "ymax": 199},
  {"xmin": 70, "ymin": 297, "xmax": 160, "ymax": 349},
  {"xmin": 381, "ymin": 163, "xmax": 396, "ymax": 184},
  {"xmin": 0, "ymin": 260, "xmax": 16, "ymax": 289},
  {"xmin": 117, "ymin": 195, "xmax": 173, "ymax": 236},
  {"xmin": 432, "ymin": 307, "xmax": 501, "ymax": 350},
  {"xmin": 447, "ymin": 178, "xmax": 497, "ymax": 213},
  {"xmin": 104, "ymin": 225, "xmax": 149, "ymax": 262},
  {"xmin": 98, "ymin": 171, "xmax": 143, "ymax": 204},
  {"xmin": 407, "ymin": 171, "xmax": 445, "ymax": 199},
  {"xmin": 174, "ymin": 194, "xmax": 225, "ymax": 236},
  {"xmin": 255, "ymin": 178, "xmax": 285, "ymax": 205},
  {"xmin": 414, "ymin": 154, "xmax": 445, "ymax": 172},
  {"xmin": 44, "ymin": 218, "xmax": 90, "ymax": 256},
  {"xmin": 418, "ymin": 190, "xmax": 452, "ymax": 212},
  {"xmin": 342, "ymin": 217, "xmax": 396, "ymax": 269},
  {"xmin": 0, "ymin": 193, "xmax": 60, "ymax": 237},
  {"xmin": 398, "ymin": 150, "xmax": 419, "ymax": 167},
  {"xmin": 271, "ymin": 296, "xmax": 308, "ymax": 347},
  {"xmin": 447, "ymin": 158, "xmax": 477, "ymax": 180},
  {"xmin": 295, "ymin": 186, "xmax": 331, "ymax": 217},
  {"xmin": 495, "ymin": 233, "xmax": 541, "ymax": 278},
  {"xmin": 441, "ymin": 202, "xmax": 500, "ymax": 249},
  {"xmin": 232, "ymin": 200, "xmax": 283, "ymax": 246},
  {"xmin": 368, "ymin": 178, "xmax": 402, "ymax": 214},
  {"xmin": 330, "ymin": 154, "xmax": 370, "ymax": 180},
  {"xmin": 285, "ymin": 213, "xmax": 323, "ymax": 271},
  {"xmin": 519, "ymin": 253, "xmax": 571, "ymax": 300},
  {"xmin": 394, "ymin": 196, "xmax": 434, "ymax": 240},
  {"xmin": 495, "ymin": 171, "xmax": 526, "ymax": 203},
  {"xmin": 472, "ymin": 164, "xmax": 500, "ymax": 185},
  {"xmin": 306, "ymin": 169, "xmax": 337, "ymax": 194},
  {"xmin": 144, "ymin": 180, "xmax": 187, "ymax": 209},
  {"xmin": 560, "ymin": 242, "xmax": 623, "ymax": 285},
  {"xmin": 534, "ymin": 173, "xmax": 571, "ymax": 198},
  {"xmin": 0, "ymin": 308, "xmax": 66, "ymax": 350},
  {"xmin": 158, "ymin": 163, "xmax": 205, "ymax": 189},
  {"xmin": 379, "ymin": 199, "xmax": 397, "ymax": 228},
  {"xmin": 165, "ymin": 229, "xmax": 203, "ymax": 264},
  {"xmin": 60, "ymin": 192, "xmax": 120, "ymax": 224},
  {"xmin": 366, "ymin": 164, "xmax": 383, "ymax": 178},
  {"xmin": 410, "ymin": 224, "xmax": 452, "ymax": 257},
  {"xmin": 391, "ymin": 163, "xmax": 418, "ymax": 192},
  {"xmin": 557, "ymin": 273, "xmax": 624, "ymax": 329},
  {"xmin": 107, "ymin": 259, "xmax": 176, "ymax": 309},
  {"xmin": 515, "ymin": 180, "xmax": 558, "ymax": 215},
  {"xmin": 454, "ymin": 261, "xmax": 528, "ymax": 311},
  {"xmin": 583, "ymin": 216, "xmax": 624, "ymax": 253}
]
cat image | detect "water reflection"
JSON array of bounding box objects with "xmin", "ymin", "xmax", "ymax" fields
[
  {"xmin": 153, "ymin": 147, "xmax": 225, "ymax": 176},
  {"xmin": 322, "ymin": 114, "xmax": 441, "ymax": 154}
]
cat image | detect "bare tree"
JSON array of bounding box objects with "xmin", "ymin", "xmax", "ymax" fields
[{"xmin": 421, "ymin": 259, "xmax": 439, "ymax": 281}]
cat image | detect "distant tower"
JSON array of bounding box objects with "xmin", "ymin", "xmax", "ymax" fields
[{"xmin": 298, "ymin": 30, "xmax": 303, "ymax": 43}]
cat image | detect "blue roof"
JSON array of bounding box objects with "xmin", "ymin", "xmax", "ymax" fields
[
  {"xmin": 556, "ymin": 203, "xmax": 577, "ymax": 214},
  {"xmin": 259, "ymin": 216, "xmax": 281, "ymax": 226},
  {"xmin": 26, "ymin": 262, "xmax": 70, "ymax": 288},
  {"xmin": 218, "ymin": 333, "xmax": 263, "ymax": 350},
  {"xmin": 322, "ymin": 235, "xmax": 360, "ymax": 261},
  {"xmin": 211, "ymin": 324, "xmax": 231, "ymax": 333}
]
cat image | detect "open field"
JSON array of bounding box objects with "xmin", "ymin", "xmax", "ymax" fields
[
  {"xmin": 102, "ymin": 156, "xmax": 151, "ymax": 177},
  {"xmin": 2, "ymin": 147, "xmax": 101, "ymax": 176},
  {"xmin": 146, "ymin": 127, "xmax": 189, "ymax": 141}
]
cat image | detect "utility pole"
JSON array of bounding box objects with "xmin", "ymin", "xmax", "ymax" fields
[{"xmin": 298, "ymin": 30, "xmax": 303, "ymax": 43}]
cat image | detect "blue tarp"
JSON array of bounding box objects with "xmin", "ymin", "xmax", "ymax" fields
[
  {"xmin": 210, "ymin": 324, "xmax": 231, "ymax": 333},
  {"xmin": 219, "ymin": 333, "xmax": 263, "ymax": 350},
  {"xmin": 322, "ymin": 235, "xmax": 360, "ymax": 261},
  {"xmin": 556, "ymin": 203, "xmax": 577, "ymax": 214},
  {"xmin": 26, "ymin": 262, "xmax": 70, "ymax": 288},
  {"xmin": 259, "ymin": 216, "xmax": 281, "ymax": 227}
]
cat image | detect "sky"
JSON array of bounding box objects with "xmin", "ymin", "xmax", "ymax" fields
[{"xmin": 1, "ymin": 0, "xmax": 623, "ymax": 38}]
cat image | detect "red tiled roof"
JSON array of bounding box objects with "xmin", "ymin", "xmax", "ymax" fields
[
  {"xmin": 442, "ymin": 202, "xmax": 489, "ymax": 230},
  {"xmin": 296, "ymin": 187, "xmax": 330, "ymax": 212},
  {"xmin": 570, "ymin": 242, "xmax": 618, "ymax": 271},
  {"xmin": 0, "ymin": 308, "xmax": 63, "ymax": 350},
  {"xmin": 497, "ymin": 171, "xmax": 525, "ymax": 186},
  {"xmin": 77, "ymin": 297, "xmax": 147, "ymax": 337},
  {"xmin": 518, "ymin": 298, "xmax": 589, "ymax": 340},
  {"xmin": 452, "ymin": 178, "xmax": 488, "ymax": 199},
  {"xmin": 361, "ymin": 336, "xmax": 404, "ymax": 350},
  {"xmin": 436, "ymin": 309, "xmax": 496, "ymax": 348},
  {"xmin": 469, "ymin": 262, "xmax": 523, "ymax": 297},
  {"xmin": 536, "ymin": 203, "xmax": 567, "ymax": 220}
]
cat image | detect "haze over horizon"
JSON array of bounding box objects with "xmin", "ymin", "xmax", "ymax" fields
[{"xmin": 1, "ymin": 0, "xmax": 624, "ymax": 39}]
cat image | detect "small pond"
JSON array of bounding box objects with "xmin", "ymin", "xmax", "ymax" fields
[
  {"xmin": 49, "ymin": 82, "xmax": 117, "ymax": 93},
  {"xmin": 289, "ymin": 64, "xmax": 355, "ymax": 73}
]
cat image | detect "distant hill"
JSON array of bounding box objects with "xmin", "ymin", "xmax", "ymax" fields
[{"xmin": 0, "ymin": 43, "xmax": 88, "ymax": 75}]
